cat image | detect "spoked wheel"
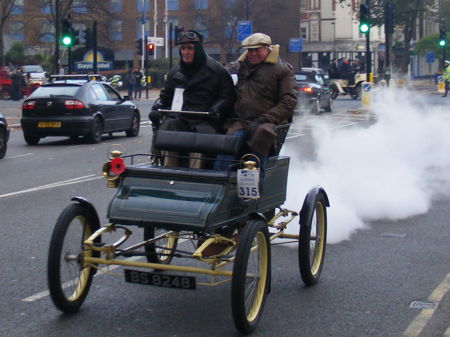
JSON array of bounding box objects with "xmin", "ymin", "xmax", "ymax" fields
[
  {"xmin": 47, "ymin": 203, "xmax": 100, "ymax": 313},
  {"xmin": 299, "ymin": 193, "xmax": 327, "ymax": 286},
  {"xmin": 144, "ymin": 226, "xmax": 178, "ymax": 264},
  {"xmin": 231, "ymin": 219, "xmax": 270, "ymax": 334}
]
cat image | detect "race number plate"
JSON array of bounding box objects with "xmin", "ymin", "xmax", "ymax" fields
[
  {"xmin": 124, "ymin": 269, "xmax": 196, "ymax": 290},
  {"xmin": 38, "ymin": 121, "xmax": 61, "ymax": 128},
  {"xmin": 237, "ymin": 169, "xmax": 260, "ymax": 199}
]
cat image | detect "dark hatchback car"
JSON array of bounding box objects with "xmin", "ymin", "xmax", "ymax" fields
[
  {"xmin": 295, "ymin": 68, "xmax": 333, "ymax": 114},
  {"xmin": 0, "ymin": 112, "xmax": 10, "ymax": 159},
  {"xmin": 20, "ymin": 77, "xmax": 140, "ymax": 145}
]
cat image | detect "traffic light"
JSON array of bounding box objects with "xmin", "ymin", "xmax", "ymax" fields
[
  {"xmin": 359, "ymin": 4, "xmax": 370, "ymax": 34},
  {"xmin": 136, "ymin": 38, "xmax": 143, "ymax": 55},
  {"xmin": 384, "ymin": 2, "xmax": 394, "ymax": 34},
  {"xmin": 439, "ymin": 28, "xmax": 446, "ymax": 47},
  {"xmin": 61, "ymin": 18, "xmax": 75, "ymax": 47},
  {"xmin": 174, "ymin": 26, "xmax": 184, "ymax": 45},
  {"xmin": 147, "ymin": 43, "xmax": 155, "ymax": 56},
  {"xmin": 84, "ymin": 27, "xmax": 93, "ymax": 48}
]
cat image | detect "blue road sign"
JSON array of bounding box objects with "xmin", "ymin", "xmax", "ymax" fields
[
  {"xmin": 289, "ymin": 38, "xmax": 303, "ymax": 52},
  {"xmin": 237, "ymin": 21, "xmax": 252, "ymax": 42},
  {"xmin": 426, "ymin": 51, "xmax": 435, "ymax": 63}
]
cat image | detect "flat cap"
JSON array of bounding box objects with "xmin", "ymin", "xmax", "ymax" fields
[{"xmin": 241, "ymin": 33, "xmax": 272, "ymax": 49}]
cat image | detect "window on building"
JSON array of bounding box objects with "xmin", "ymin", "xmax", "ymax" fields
[
  {"xmin": 72, "ymin": 0, "xmax": 87, "ymax": 13},
  {"xmin": 40, "ymin": 0, "xmax": 51, "ymax": 14},
  {"xmin": 224, "ymin": 15, "xmax": 237, "ymax": 38},
  {"xmin": 40, "ymin": 20, "xmax": 55, "ymax": 43},
  {"xmin": 11, "ymin": 0, "xmax": 24, "ymax": 15},
  {"xmin": 109, "ymin": 19, "xmax": 122, "ymax": 41},
  {"xmin": 168, "ymin": 0, "xmax": 179, "ymax": 10},
  {"xmin": 310, "ymin": 14, "xmax": 319, "ymax": 41},
  {"xmin": 8, "ymin": 21, "xmax": 24, "ymax": 41},
  {"xmin": 195, "ymin": 0, "xmax": 208, "ymax": 9},
  {"xmin": 194, "ymin": 15, "xmax": 208, "ymax": 38},
  {"xmin": 300, "ymin": 0, "xmax": 306, "ymax": 10},
  {"xmin": 300, "ymin": 25, "xmax": 308, "ymax": 40},
  {"xmin": 168, "ymin": 16, "xmax": 179, "ymax": 39},
  {"xmin": 137, "ymin": 0, "xmax": 150, "ymax": 12},
  {"xmin": 136, "ymin": 20, "xmax": 150, "ymax": 39},
  {"xmin": 110, "ymin": 0, "xmax": 122, "ymax": 12},
  {"xmin": 224, "ymin": 0, "xmax": 236, "ymax": 9}
]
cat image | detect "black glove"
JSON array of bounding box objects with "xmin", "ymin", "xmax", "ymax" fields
[
  {"xmin": 209, "ymin": 99, "xmax": 226, "ymax": 119},
  {"xmin": 149, "ymin": 98, "xmax": 164, "ymax": 127}
]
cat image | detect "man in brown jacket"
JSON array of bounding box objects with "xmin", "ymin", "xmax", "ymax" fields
[{"xmin": 218, "ymin": 33, "xmax": 297, "ymax": 173}]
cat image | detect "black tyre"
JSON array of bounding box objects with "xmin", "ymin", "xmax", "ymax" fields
[
  {"xmin": 125, "ymin": 112, "xmax": 140, "ymax": 137},
  {"xmin": 324, "ymin": 96, "xmax": 333, "ymax": 112},
  {"xmin": 85, "ymin": 117, "xmax": 103, "ymax": 143},
  {"xmin": 0, "ymin": 127, "xmax": 7, "ymax": 159},
  {"xmin": 299, "ymin": 193, "xmax": 327, "ymax": 286},
  {"xmin": 144, "ymin": 226, "xmax": 178, "ymax": 264},
  {"xmin": 351, "ymin": 85, "xmax": 361, "ymax": 99},
  {"xmin": 231, "ymin": 219, "xmax": 270, "ymax": 334},
  {"xmin": 331, "ymin": 88, "xmax": 339, "ymax": 100},
  {"xmin": 47, "ymin": 203, "xmax": 100, "ymax": 313},
  {"xmin": 310, "ymin": 99, "xmax": 320, "ymax": 115},
  {"xmin": 23, "ymin": 132, "xmax": 40, "ymax": 145},
  {"xmin": 1, "ymin": 88, "xmax": 11, "ymax": 100}
]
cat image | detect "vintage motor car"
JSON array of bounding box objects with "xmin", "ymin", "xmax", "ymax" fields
[
  {"xmin": 20, "ymin": 74, "xmax": 140, "ymax": 145},
  {"xmin": 0, "ymin": 112, "xmax": 9, "ymax": 159},
  {"xmin": 47, "ymin": 109, "xmax": 330, "ymax": 334},
  {"xmin": 295, "ymin": 68, "xmax": 333, "ymax": 114}
]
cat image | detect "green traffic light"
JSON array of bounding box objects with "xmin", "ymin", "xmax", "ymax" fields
[
  {"xmin": 62, "ymin": 35, "xmax": 73, "ymax": 47},
  {"xmin": 439, "ymin": 40, "xmax": 446, "ymax": 47},
  {"xmin": 360, "ymin": 23, "xmax": 370, "ymax": 34}
]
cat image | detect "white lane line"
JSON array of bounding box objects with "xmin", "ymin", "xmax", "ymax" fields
[
  {"xmin": 0, "ymin": 174, "xmax": 102, "ymax": 199},
  {"xmin": 403, "ymin": 273, "xmax": 450, "ymax": 337},
  {"xmin": 22, "ymin": 256, "xmax": 142, "ymax": 302},
  {"xmin": 4, "ymin": 153, "xmax": 33, "ymax": 159}
]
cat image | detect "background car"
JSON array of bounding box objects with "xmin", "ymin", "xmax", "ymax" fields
[
  {"xmin": 20, "ymin": 76, "xmax": 140, "ymax": 145},
  {"xmin": 295, "ymin": 67, "xmax": 333, "ymax": 114},
  {"xmin": 0, "ymin": 112, "xmax": 10, "ymax": 159},
  {"xmin": 21, "ymin": 65, "xmax": 47, "ymax": 84}
]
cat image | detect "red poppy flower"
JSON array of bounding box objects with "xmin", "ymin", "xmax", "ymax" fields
[{"xmin": 110, "ymin": 157, "xmax": 125, "ymax": 175}]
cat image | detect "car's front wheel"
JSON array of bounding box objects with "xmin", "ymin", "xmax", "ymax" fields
[
  {"xmin": 85, "ymin": 117, "xmax": 103, "ymax": 143},
  {"xmin": 125, "ymin": 112, "xmax": 140, "ymax": 137},
  {"xmin": 23, "ymin": 132, "xmax": 40, "ymax": 145},
  {"xmin": 0, "ymin": 127, "xmax": 7, "ymax": 158}
]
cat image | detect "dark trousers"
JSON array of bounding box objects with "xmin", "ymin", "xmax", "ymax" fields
[{"xmin": 444, "ymin": 81, "xmax": 449, "ymax": 97}]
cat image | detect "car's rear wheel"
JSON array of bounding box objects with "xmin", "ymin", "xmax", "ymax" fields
[
  {"xmin": 85, "ymin": 117, "xmax": 103, "ymax": 143},
  {"xmin": 125, "ymin": 112, "xmax": 140, "ymax": 137},
  {"xmin": 23, "ymin": 132, "xmax": 40, "ymax": 145},
  {"xmin": 0, "ymin": 127, "xmax": 7, "ymax": 159},
  {"xmin": 1, "ymin": 88, "xmax": 11, "ymax": 100}
]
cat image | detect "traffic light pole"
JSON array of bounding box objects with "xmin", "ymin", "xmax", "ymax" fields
[
  {"xmin": 145, "ymin": 35, "xmax": 149, "ymax": 99},
  {"xmin": 68, "ymin": 47, "xmax": 72, "ymax": 74},
  {"xmin": 365, "ymin": 0, "xmax": 371, "ymax": 83}
]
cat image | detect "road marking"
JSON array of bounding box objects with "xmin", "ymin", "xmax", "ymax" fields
[
  {"xmin": 22, "ymin": 256, "xmax": 142, "ymax": 302},
  {"xmin": 403, "ymin": 273, "xmax": 450, "ymax": 337},
  {"xmin": 0, "ymin": 174, "xmax": 102, "ymax": 199},
  {"xmin": 4, "ymin": 153, "xmax": 33, "ymax": 159}
]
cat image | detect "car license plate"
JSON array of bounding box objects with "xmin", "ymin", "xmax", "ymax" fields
[
  {"xmin": 124, "ymin": 269, "xmax": 196, "ymax": 290},
  {"xmin": 38, "ymin": 121, "xmax": 61, "ymax": 128}
]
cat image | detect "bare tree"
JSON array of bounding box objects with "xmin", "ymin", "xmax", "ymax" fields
[{"xmin": 0, "ymin": 0, "xmax": 18, "ymax": 64}]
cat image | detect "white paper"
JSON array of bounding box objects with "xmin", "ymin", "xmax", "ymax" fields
[{"xmin": 171, "ymin": 88, "xmax": 184, "ymax": 111}]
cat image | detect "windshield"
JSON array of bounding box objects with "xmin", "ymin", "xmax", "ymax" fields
[
  {"xmin": 22, "ymin": 65, "xmax": 44, "ymax": 73},
  {"xmin": 28, "ymin": 85, "xmax": 81, "ymax": 98}
]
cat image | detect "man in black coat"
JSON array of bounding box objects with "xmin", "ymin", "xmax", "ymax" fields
[{"xmin": 149, "ymin": 30, "xmax": 235, "ymax": 166}]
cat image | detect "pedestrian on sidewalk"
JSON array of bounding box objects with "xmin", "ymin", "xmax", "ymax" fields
[
  {"xmin": 133, "ymin": 68, "xmax": 143, "ymax": 99},
  {"xmin": 442, "ymin": 60, "xmax": 450, "ymax": 97}
]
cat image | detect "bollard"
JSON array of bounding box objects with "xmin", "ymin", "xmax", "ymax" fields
[
  {"xmin": 437, "ymin": 75, "xmax": 445, "ymax": 93},
  {"xmin": 361, "ymin": 82, "xmax": 372, "ymax": 109}
]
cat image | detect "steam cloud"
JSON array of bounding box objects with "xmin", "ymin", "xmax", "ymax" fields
[{"xmin": 283, "ymin": 88, "xmax": 450, "ymax": 243}]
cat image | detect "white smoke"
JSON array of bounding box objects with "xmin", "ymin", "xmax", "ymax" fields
[{"xmin": 283, "ymin": 88, "xmax": 450, "ymax": 243}]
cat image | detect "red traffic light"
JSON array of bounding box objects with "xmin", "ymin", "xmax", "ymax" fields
[{"xmin": 147, "ymin": 43, "xmax": 155, "ymax": 55}]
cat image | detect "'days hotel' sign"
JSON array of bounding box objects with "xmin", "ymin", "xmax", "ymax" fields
[{"xmin": 75, "ymin": 50, "xmax": 113, "ymax": 71}]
